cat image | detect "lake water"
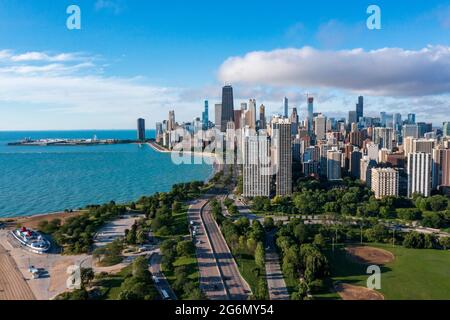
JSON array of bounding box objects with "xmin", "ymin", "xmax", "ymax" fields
[{"xmin": 0, "ymin": 130, "xmax": 213, "ymax": 217}]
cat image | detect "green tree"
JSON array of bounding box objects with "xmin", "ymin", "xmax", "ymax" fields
[{"xmin": 255, "ymin": 242, "xmax": 265, "ymax": 269}]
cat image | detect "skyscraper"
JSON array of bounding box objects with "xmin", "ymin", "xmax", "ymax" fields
[
  {"xmin": 259, "ymin": 104, "xmax": 266, "ymax": 130},
  {"xmin": 443, "ymin": 122, "xmax": 450, "ymax": 137},
  {"xmin": 272, "ymin": 118, "xmax": 292, "ymax": 196},
  {"xmin": 214, "ymin": 104, "xmax": 222, "ymax": 129},
  {"xmin": 221, "ymin": 85, "xmax": 235, "ymax": 132},
  {"xmin": 327, "ymin": 147, "xmax": 343, "ymax": 180},
  {"xmin": 356, "ymin": 96, "xmax": 364, "ymax": 122},
  {"xmin": 202, "ymin": 100, "xmax": 209, "ymax": 130},
  {"xmin": 348, "ymin": 111, "xmax": 357, "ymax": 127},
  {"xmin": 243, "ymin": 131, "xmax": 271, "ymax": 197},
  {"xmin": 284, "ymin": 97, "xmax": 289, "ymax": 118},
  {"xmin": 314, "ymin": 114, "xmax": 327, "ymax": 140},
  {"xmin": 168, "ymin": 110, "xmax": 176, "ymax": 131},
  {"xmin": 371, "ymin": 168, "xmax": 399, "ymax": 199},
  {"xmin": 137, "ymin": 118, "xmax": 146, "ymax": 141},
  {"xmin": 307, "ymin": 97, "xmax": 314, "ymax": 134},
  {"xmin": 407, "ymin": 152, "xmax": 432, "ymax": 198},
  {"xmin": 407, "ymin": 113, "xmax": 416, "ymax": 124},
  {"xmin": 373, "ymin": 127, "xmax": 394, "ymax": 150}
]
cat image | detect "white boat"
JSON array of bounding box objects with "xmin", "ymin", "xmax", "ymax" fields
[{"xmin": 12, "ymin": 227, "xmax": 51, "ymax": 254}]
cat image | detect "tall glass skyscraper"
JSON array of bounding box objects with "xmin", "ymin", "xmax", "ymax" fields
[
  {"xmin": 202, "ymin": 100, "xmax": 209, "ymax": 130},
  {"xmin": 307, "ymin": 97, "xmax": 314, "ymax": 133},
  {"xmin": 137, "ymin": 118, "xmax": 146, "ymax": 141},
  {"xmin": 284, "ymin": 97, "xmax": 289, "ymax": 118},
  {"xmin": 221, "ymin": 85, "xmax": 235, "ymax": 132},
  {"xmin": 356, "ymin": 96, "xmax": 364, "ymax": 122}
]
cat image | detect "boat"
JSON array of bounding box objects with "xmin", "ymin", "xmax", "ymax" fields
[{"xmin": 11, "ymin": 227, "xmax": 51, "ymax": 254}]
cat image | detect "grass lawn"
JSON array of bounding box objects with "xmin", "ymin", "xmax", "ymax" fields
[
  {"xmin": 94, "ymin": 265, "xmax": 132, "ymax": 300},
  {"xmin": 163, "ymin": 254, "xmax": 200, "ymax": 292},
  {"xmin": 233, "ymin": 249, "xmax": 268, "ymax": 298},
  {"xmin": 321, "ymin": 243, "xmax": 450, "ymax": 300}
]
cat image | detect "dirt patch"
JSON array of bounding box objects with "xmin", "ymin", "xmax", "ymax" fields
[
  {"xmin": 335, "ymin": 282, "xmax": 384, "ymax": 300},
  {"xmin": 0, "ymin": 211, "xmax": 83, "ymax": 230},
  {"xmin": 346, "ymin": 246, "xmax": 394, "ymax": 265}
]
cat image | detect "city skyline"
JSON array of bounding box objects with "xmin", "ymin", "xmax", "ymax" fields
[{"xmin": 0, "ymin": 0, "xmax": 450, "ymax": 130}]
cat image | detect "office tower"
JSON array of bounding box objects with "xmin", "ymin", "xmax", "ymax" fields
[
  {"xmin": 247, "ymin": 99, "xmax": 257, "ymax": 129},
  {"xmin": 215, "ymin": 104, "xmax": 222, "ymax": 128},
  {"xmin": 220, "ymin": 85, "xmax": 235, "ymax": 132},
  {"xmin": 366, "ymin": 142, "xmax": 379, "ymax": 162},
  {"xmin": 259, "ymin": 104, "xmax": 266, "ymax": 130},
  {"xmin": 290, "ymin": 108, "xmax": 299, "ymax": 135},
  {"xmin": 407, "ymin": 113, "xmax": 416, "ymax": 124},
  {"xmin": 373, "ymin": 127, "xmax": 394, "ymax": 150},
  {"xmin": 350, "ymin": 126, "xmax": 363, "ymax": 148},
  {"xmin": 443, "ymin": 122, "xmax": 450, "ymax": 137},
  {"xmin": 407, "ymin": 152, "xmax": 432, "ymax": 198},
  {"xmin": 360, "ymin": 156, "xmax": 376, "ymax": 187},
  {"xmin": 137, "ymin": 118, "xmax": 146, "ymax": 141},
  {"xmin": 393, "ymin": 113, "xmax": 402, "ymax": 131},
  {"xmin": 417, "ymin": 122, "xmax": 432, "ymax": 138},
  {"xmin": 307, "ymin": 97, "xmax": 314, "ymax": 134},
  {"xmin": 371, "ymin": 168, "xmax": 399, "ymax": 199},
  {"xmin": 384, "ymin": 114, "xmax": 394, "ymax": 128},
  {"xmin": 403, "ymin": 124, "xmax": 419, "ymax": 139},
  {"xmin": 380, "ymin": 112, "xmax": 387, "ymax": 126},
  {"xmin": 348, "ymin": 111, "xmax": 357, "ymax": 127},
  {"xmin": 283, "ymin": 97, "xmax": 289, "ymax": 118},
  {"xmin": 155, "ymin": 122, "xmax": 163, "ymax": 137},
  {"xmin": 243, "ymin": 131, "xmax": 271, "ymax": 197},
  {"xmin": 272, "ymin": 118, "xmax": 292, "ymax": 196},
  {"xmin": 356, "ymin": 96, "xmax": 364, "ymax": 122},
  {"xmin": 327, "ymin": 147, "xmax": 343, "ymax": 180},
  {"xmin": 168, "ymin": 110, "xmax": 176, "ymax": 131},
  {"xmin": 349, "ymin": 148, "xmax": 362, "ymax": 178},
  {"xmin": 202, "ymin": 100, "xmax": 209, "ymax": 130},
  {"xmin": 314, "ymin": 114, "xmax": 327, "ymax": 140}
]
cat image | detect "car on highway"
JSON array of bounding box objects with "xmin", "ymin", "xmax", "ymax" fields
[{"xmin": 161, "ymin": 289, "xmax": 170, "ymax": 300}]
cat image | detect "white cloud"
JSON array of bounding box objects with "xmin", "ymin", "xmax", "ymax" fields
[
  {"xmin": 0, "ymin": 49, "xmax": 198, "ymax": 130},
  {"xmin": 218, "ymin": 45, "xmax": 450, "ymax": 97}
]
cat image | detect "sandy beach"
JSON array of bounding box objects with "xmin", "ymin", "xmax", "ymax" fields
[{"xmin": 147, "ymin": 140, "xmax": 224, "ymax": 176}]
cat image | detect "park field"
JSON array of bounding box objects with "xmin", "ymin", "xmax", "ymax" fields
[{"xmin": 323, "ymin": 243, "xmax": 450, "ymax": 300}]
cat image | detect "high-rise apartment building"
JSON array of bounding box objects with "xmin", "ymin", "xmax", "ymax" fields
[
  {"xmin": 360, "ymin": 156, "xmax": 376, "ymax": 187},
  {"xmin": 371, "ymin": 168, "xmax": 399, "ymax": 199},
  {"xmin": 243, "ymin": 131, "xmax": 271, "ymax": 197},
  {"xmin": 215, "ymin": 104, "xmax": 222, "ymax": 129},
  {"xmin": 327, "ymin": 147, "xmax": 343, "ymax": 180},
  {"xmin": 272, "ymin": 118, "xmax": 292, "ymax": 196},
  {"xmin": 314, "ymin": 114, "xmax": 327, "ymax": 140},
  {"xmin": 373, "ymin": 127, "xmax": 394, "ymax": 150},
  {"xmin": 407, "ymin": 152, "xmax": 432, "ymax": 197},
  {"xmin": 307, "ymin": 97, "xmax": 314, "ymax": 134}
]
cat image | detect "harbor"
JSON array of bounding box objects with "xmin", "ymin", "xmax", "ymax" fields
[{"xmin": 7, "ymin": 136, "xmax": 139, "ymax": 146}]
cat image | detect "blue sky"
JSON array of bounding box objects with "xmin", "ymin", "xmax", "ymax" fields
[{"xmin": 0, "ymin": 0, "xmax": 449, "ymax": 130}]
